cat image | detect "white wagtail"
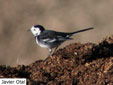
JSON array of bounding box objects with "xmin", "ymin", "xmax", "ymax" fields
[{"xmin": 28, "ymin": 25, "xmax": 93, "ymax": 57}]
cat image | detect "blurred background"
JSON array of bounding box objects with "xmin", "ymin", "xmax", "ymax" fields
[{"xmin": 0, "ymin": 0, "xmax": 113, "ymax": 65}]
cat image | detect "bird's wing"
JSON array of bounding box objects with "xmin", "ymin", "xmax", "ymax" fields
[{"xmin": 39, "ymin": 30, "xmax": 72, "ymax": 43}]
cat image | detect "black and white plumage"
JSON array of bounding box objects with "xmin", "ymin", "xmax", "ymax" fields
[{"xmin": 29, "ymin": 25, "xmax": 93, "ymax": 57}]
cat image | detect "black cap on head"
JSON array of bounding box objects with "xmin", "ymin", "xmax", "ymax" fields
[{"xmin": 34, "ymin": 25, "xmax": 45, "ymax": 31}]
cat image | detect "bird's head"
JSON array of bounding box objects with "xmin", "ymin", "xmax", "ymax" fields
[{"xmin": 29, "ymin": 25, "xmax": 45, "ymax": 36}]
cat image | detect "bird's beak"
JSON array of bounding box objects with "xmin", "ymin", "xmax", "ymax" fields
[{"xmin": 27, "ymin": 29, "xmax": 31, "ymax": 31}]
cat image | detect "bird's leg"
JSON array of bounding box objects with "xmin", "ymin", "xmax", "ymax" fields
[
  {"xmin": 44, "ymin": 48, "xmax": 52, "ymax": 61},
  {"xmin": 47, "ymin": 48, "xmax": 53, "ymax": 57},
  {"xmin": 48, "ymin": 48, "xmax": 53, "ymax": 57},
  {"xmin": 52, "ymin": 46, "xmax": 59, "ymax": 54},
  {"xmin": 44, "ymin": 46, "xmax": 58, "ymax": 61}
]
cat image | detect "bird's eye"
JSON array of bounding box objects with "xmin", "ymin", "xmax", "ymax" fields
[{"xmin": 34, "ymin": 29, "xmax": 36, "ymax": 31}]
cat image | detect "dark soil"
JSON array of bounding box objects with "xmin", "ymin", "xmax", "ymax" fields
[{"xmin": 0, "ymin": 36, "xmax": 113, "ymax": 85}]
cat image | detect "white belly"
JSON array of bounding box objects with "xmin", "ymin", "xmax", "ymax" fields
[{"xmin": 36, "ymin": 38, "xmax": 49, "ymax": 48}]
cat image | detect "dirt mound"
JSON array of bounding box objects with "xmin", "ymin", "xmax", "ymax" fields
[{"xmin": 0, "ymin": 36, "xmax": 113, "ymax": 85}]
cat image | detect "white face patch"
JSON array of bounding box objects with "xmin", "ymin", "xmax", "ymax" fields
[{"xmin": 30, "ymin": 26, "xmax": 41, "ymax": 36}]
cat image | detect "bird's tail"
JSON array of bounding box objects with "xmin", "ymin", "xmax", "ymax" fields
[{"xmin": 68, "ymin": 27, "xmax": 94, "ymax": 37}]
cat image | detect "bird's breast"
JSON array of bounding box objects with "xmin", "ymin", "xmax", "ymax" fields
[{"xmin": 35, "ymin": 37, "xmax": 49, "ymax": 48}]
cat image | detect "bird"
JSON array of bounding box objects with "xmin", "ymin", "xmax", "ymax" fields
[{"xmin": 28, "ymin": 25, "xmax": 93, "ymax": 58}]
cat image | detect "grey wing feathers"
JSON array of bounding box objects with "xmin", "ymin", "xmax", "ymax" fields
[{"xmin": 39, "ymin": 30, "xmax": 72, "ymax": 43}]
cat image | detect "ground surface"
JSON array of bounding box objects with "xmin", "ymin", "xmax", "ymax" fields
[{"xmin": 0, "ymin": 35, "xmax": 113, "ymax": 85}]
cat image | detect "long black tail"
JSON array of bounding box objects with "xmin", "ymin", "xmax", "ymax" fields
[
  {"xmin": 67, "ymin": 27, "xmax": 94, "ymax": 37},
  {"xmin": 68, "ymin": 27, "xmax": 93, "ymax": 35},
  {"xmin": 72, "ymin": 27, "xmax": 94, "ymax": 34}
]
